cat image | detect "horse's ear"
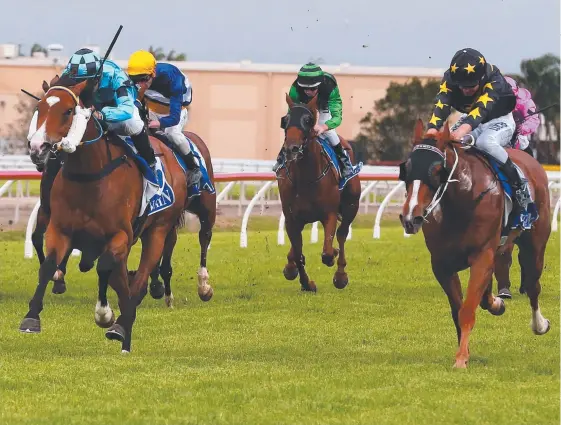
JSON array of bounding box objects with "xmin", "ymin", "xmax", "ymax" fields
[
  {"xmin": 440, "ymin": 120, "xmax": 451, "ymax": 142},
  {"xmin": 42, "ymin": 80, "xmax": 50, "ymax": 93},
  {"xmin": 49, "ymin": 74, "xmax": 60, "ymax": 87},
  {"xmin": 71, "ymin": 80, "xmax": 89, "ymax": 96},
  {"xmin": 285, "ymin": 93, "xmax": 294, "ymax": 109},
  {"xmin": 413, "ymin": 119, "xmax": 424, "ymax": 144},
  {"xmin": 307, "ymin": 94, "xmax": 318, "ymax": 112}
]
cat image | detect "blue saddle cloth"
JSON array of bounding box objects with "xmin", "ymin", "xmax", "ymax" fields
[
  {"xmin": 318, "ymin": 137, "xmax": 362, "ymax": 190},
  {"xmin": 476, "ymin": 149, "xmax": 538, "ymax": 230},
  {"xmin": 172, "ymin": 137, "xmax": 216, "ymax": 199}
]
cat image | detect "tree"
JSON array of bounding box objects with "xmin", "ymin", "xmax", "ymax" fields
[
  {"xmin": 4, "ymin": 92, "xmax": 39, "ymax": 154},
  {"xmin": 353, "ymin": 78, "xmax": 440, "ymax": 162},
  {"xmin": 30, "ymin": 43, "xmax": 47, "ymax": 56},
  {"xmin": 148, "ymin": 46, "xmax": 186, "ymax": 61}
]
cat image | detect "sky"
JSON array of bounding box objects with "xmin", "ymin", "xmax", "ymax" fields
[{"xmin": 0, "ymin": 0, "xmax": 559, "ymax": 73}]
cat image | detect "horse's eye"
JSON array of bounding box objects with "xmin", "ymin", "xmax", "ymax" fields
[{"xmin": 64, "ymin": 108, "xmax": 73, "ymax": 116}]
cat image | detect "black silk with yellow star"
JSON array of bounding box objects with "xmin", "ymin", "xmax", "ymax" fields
[{"xmin": 427, "ymin": 63, "xmax": 516, "ymax": 131}]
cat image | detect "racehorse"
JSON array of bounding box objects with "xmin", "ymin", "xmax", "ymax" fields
[
  {"xmin": 29, "ymin": 78, "xmax": 217, "ymax": 309},
  {"xmin": 22, "ymin": 76, "xmax": 213, "ymax": 353},
  {"xmin": 276, "ymin": 94, "xmax": 361, "ymax": 292},
  {"xmin": 399, "ymin": 119, "xmax": 551, "ymax": 368}
]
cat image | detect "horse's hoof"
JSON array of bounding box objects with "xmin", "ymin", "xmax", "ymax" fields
[
  {"xmin": 79, "ymin": 260, "xmax": 94, "ymax": 273},
  {"xmin": 283, "ymin": 266, "xmax": 298, "ymax": 281},
  {"xmin": 121, "ymin": 350, "xmax": 130, "ymax": 355},
  {"xmin": 52, "ymin": 280, "xmax": 67, "ymax": 295},
  {"xmin": 519, "ymin": 285, "xmax": 526, "ymax": 295},
  {"xmin": 453, "ymin": 359, "xmax": 468, "ymax": 369},
  {"xmin": 165, "ymin": 293, "xmax": 174, "ymax": 308},
  {"xmin": 95, "ymin": 308, "xmax": 115, "ymax": 329},
  {"xmin": 301, "ymin": 281, "xmax": 317, "ymax": 293},
  {"xmin": 149, "ymin": 279, "xmax": 165, "ymax": 299},
  {"xmin": 105, "ymin": 323, "xmax": 126, "ymax": 343},
  {"xmin": 532, "ymin": 319, "xmax": 551, "ymax": 336},
  {"xmin": 490, "ymin": 297, "xmax": 506, "ymax": 316},
  {"xmin": 321, "ymin": 253, "xmax": 335, "ymax": 267},
  {"xmin": 198, "ymin": 286, "xmax": 214, "ymax": 302},
  {"xmin": 19, "ymin": 317, "xmax": 41, "ymax": 333},
  {"xmin": 497, "ymin": 288, "xmax": 512, "ymax": 299},
  {"xmin": 333, "ymin": 272, "xmax": 349, "ymax": 289}
]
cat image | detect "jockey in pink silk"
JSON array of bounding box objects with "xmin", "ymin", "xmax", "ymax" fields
[{"xmin": 504, "ymin": 76, "xmax": 540, "ymax": 151}]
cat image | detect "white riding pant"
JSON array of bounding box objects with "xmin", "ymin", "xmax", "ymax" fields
[
  {"xmin": 106, "ymin": 106, "xmax": 145, "ymax": 136},
  {"xmin": 149, "ymin": 108, "xmax": 191, "ymax": 155},
  {"xmin": 318, "ymin": 111, "xmax": 340, "ymax": 147},
  {"xmin": 453, "ymin": 112, "xmax": 516, "ymax": 164}
]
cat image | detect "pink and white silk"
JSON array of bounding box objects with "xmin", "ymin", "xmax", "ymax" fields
[{"xmin": 505, "ymin": 76, "xmax": 540, "ymax": 149}]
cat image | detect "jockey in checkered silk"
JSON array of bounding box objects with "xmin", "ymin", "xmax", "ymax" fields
[
  {"xmin": 426, "ymin": 47, "xmax": 532, "ymax": 214},
  {"xmin": 273, "ymin": 63, "xmax": 355, "ymax": 178},
  {"xmin": 61, "ymin": 48, "xmax": 157, "ymax": 174},
  {"xmin": 127, "ymin": 50, "xmax": 202, "ymax": 187}
]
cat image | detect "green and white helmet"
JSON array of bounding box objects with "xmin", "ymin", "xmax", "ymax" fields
[{"xmin": 296, "ymin": 63, "xmax": 324, "ymax": 88}]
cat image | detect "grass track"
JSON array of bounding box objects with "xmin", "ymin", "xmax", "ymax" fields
[{"xmin": 0, "ymin": 224, "xmax": 558, "ymax": 425}]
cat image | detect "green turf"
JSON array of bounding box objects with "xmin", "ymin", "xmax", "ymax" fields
[{"xmin": 0, "ymin": 225, "xmax": 558, "ymax": 425}]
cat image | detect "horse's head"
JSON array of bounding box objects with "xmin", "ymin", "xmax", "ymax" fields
[
  {"xmin": 28, "ymin": 75, "xmax": 89, "ymax": 169},
  {"xmin": 399, "ymin": 119, "xmax": 451, "ymax": 234},
  {"xmin": 282, "ymin": 93, "xmax": 318, "ymax": 162}
]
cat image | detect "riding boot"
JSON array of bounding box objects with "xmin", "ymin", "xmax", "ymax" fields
[
  {"xmin": 272, "ymin": 149, "xmax": 285, "ymax": 172},
  {"xmin": 500, "ymin": 157, "xmax": 531, "ymax": 213},
  {"xmin": 181, "ymin": 151, "xmax": 202, "ymax": 187},
  {"xmin": 332, "ymin": 142, "xmax": 354, "ymax": 178},
  {"xmin": 131, "ymin": 128, "xmax": 157, "ymax": 174}
]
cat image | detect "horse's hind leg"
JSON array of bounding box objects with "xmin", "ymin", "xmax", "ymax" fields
[
  {"xmin": 19, "ymin": 229, "xmax": 71, "ymax": 334},
  {"xmin": 94, "ymin": 260, "xmax": 115, "ymax": 328},
  {"xmin": 161, "ymin": 228, "xmax": 178, "ymax": 307},
  {"xmin": 479, "ymin": 275, "xmax": 506, "ymax": 316},
  {"xmin": 333, "ymin": 218, "xmax": 351, "ymax": 289},
  {"xmin": 495, "ymin": 242, "xmax": 514, "ymax": 299},
  {"xmin": 52, "ymin": 250, "xmax": 71, "ymax": 295},
  {"xmin": 149, "ymin": 262, "xmax": 165, "ymax": 300},
  {"xmin": 286, "ymin": 218, "xmax": 316, "ymax": 292},
  {"xmin": 197, "ymin": 211, "xmax": 214, "ymax": 302},
  {"xmin": 517, "ymin": 230, "xmax": 550, "ymax": 335}
]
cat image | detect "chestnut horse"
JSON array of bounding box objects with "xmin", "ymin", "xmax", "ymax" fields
[
  {"xmin": 276, "ymin": 94, "xmax": 361, "ymax": 291},
  {"xmin": 22, "ymin": 78, "xmax": 213, "ymax": 352},
  {"xmin": 399, "ymin": 119, "xmax": 551, "ymax": 368}
]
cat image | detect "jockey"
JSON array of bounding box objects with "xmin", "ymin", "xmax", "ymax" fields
[
  {"xmin": 60, "ymin": 48, "xmax": 157, "ymax": 174},
  {"xmin": 504, "ymin": 76, "xmax": 540, "ymax": 156},
  {"xmin": 273, "ymin": 63, "xmax": 355, "ymax": 178},
  {"xmin": 426, "ymin": 48, "xmax": 532, "ymax": 217},
  {"xmin": 126, "ymin": 50, "xmax": 201, "ymax": 187}
]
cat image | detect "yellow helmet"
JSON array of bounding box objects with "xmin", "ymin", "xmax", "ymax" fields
[{"xmin": 127, "ymin": 50, "xmax": 156, "ymax": 76}]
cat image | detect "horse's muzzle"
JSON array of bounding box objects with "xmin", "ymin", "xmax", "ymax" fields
[
  {"xmin": 399, "ymin": 214, "xmax": 424, "ymax": 235},
  {"xmin": 29, "ymin": 143, "xmax": 52, "ymax": 171},
  {"xmin": 285, "ymin": 144, "xmax": 303, "ymax": 161}
]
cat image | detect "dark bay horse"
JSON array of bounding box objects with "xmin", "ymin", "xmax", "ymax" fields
[
  {"xmin": 276, "ymin": 94, "xmax": 361, "ymax": 292},
  {"xmin": 23, "ymin": 78, "xmax": 212, "ymax": 352},
  {"xmin": 399, "ymin": 119, "xmax": 551, "ymax": 368}
]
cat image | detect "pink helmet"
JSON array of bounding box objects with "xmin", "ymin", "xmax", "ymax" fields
[{"xmin": 504, "ymin": 75, "xmax": 519, "ymax": 96}]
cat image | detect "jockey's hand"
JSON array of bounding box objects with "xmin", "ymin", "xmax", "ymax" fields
[
  {"xmin": 148, "ymin": 119, "xmax": 160, "ymax": 129},
  {"xmin": 92, "ymin": 110, "xmax": 104, "ymax": 121},
  {"xmin": 425, "ymin": 128, "xmax": 438, "ymax": 137},
  {"xmin": 451, "ymin": 123, "xmax": 472, "ymax": 142},
  {"xmin": 314, "ymin": 123, "xmax": 329, "ymax": 135}
]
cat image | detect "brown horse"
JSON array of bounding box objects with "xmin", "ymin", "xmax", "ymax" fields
[
  {"xmin": 276, "ymin": 94, "xmax": 361, "ymax": 291},
  {"xmin": 22, "ymin": 78, "xmax": 213, "ymax": 353},
  {"xmin": 399, "ymin": 119, "xmax": 551, "ymax": 368}
]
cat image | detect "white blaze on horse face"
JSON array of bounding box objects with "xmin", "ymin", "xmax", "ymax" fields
[
  {"xmin": 28, "ymin": 121, "xmax": 47, "ymax": 152},
  {"xmin": 46, "ymin": 96, "xmax": 60, "ymax": 107},
  {"xmin": 405, "ymin": 180, "xmax": 421, "ymax": 221}
]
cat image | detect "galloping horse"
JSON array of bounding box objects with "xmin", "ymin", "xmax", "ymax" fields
[
  {"xmin": 23, "ymin": 77, "xmax": 213, "ymax": 352},
  {"xmin": 399, "ymin": 119, "xmax": 551, "ymax": 368},
  {"xmin": 276, "ymin": 94, "xmax": 361, "ymax": 291},
  {"xmin": 29, "ymin": 78, "xmax": 217, "ymax": 308}
]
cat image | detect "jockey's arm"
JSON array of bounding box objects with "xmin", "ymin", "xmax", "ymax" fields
[
  {"xmin": 462, "ymin": 81, "xmax": 502, "ymax": 129},
  {"xmin": 159, "ymin": 93, "xmax": 182, "ymax": 129},
  {"xmin": 325, "ymin": 86, "xmax": 342, "ymax": 130},
  {"xmin": 427, "ymin": 75, "xmax": 453, "ymax": 131},
  {"xmin": 100, "ymin": 78, "xmax": 135, "ymax": 123}
]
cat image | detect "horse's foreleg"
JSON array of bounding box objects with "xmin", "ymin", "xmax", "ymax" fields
[
  {"xmin": 19, "ymin": 228, "xmax": 71, "ymax": 333},
  {"xmin": 333, "ymin": 220, "xmax": 351, "ymax": 289},
  {"xmin": 283, "ymin": 247, "xmax": 299, "ymax": 281},
  {"xmin": 455, "ymin": 246, "xmax": 495, "ymax": 368},
  {"xmin": 130, "ymin": 227, "xmax": 169, "ymax": 301},
  {"xmin": 197, "ymin": 216, "xmax": 213, "ymax": 302},
  {"xmin": 286, "ymin": 218, "xmax": 316, "ymax": 292},
  {"xmin": 320, "ymin": 213, "xmax": 338, "ymax": 267},
  {"xmin": 432, "ymin": 260, "xmax": 463, "ymax": 345},
  {"xmin": 31, "ymin": 208, "xmax": 47, "ymax": 265},
  {"xmin": 495, "ymin": 242, "xmax": 513, "ymax": 299}
]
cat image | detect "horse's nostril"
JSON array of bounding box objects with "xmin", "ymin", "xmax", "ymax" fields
[{"xmin": 413, "ymin": 216, "xmax": 424, "ymax": 226}]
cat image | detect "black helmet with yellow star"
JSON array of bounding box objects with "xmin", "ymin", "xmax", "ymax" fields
[{"xmin": 449, "ymin": 48, "xmax": 487, "ymax": 88}]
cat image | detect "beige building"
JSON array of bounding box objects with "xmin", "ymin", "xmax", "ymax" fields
[{"xmin": 0, "ymin": 58, "xmax": 445, "ymax": 159}]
